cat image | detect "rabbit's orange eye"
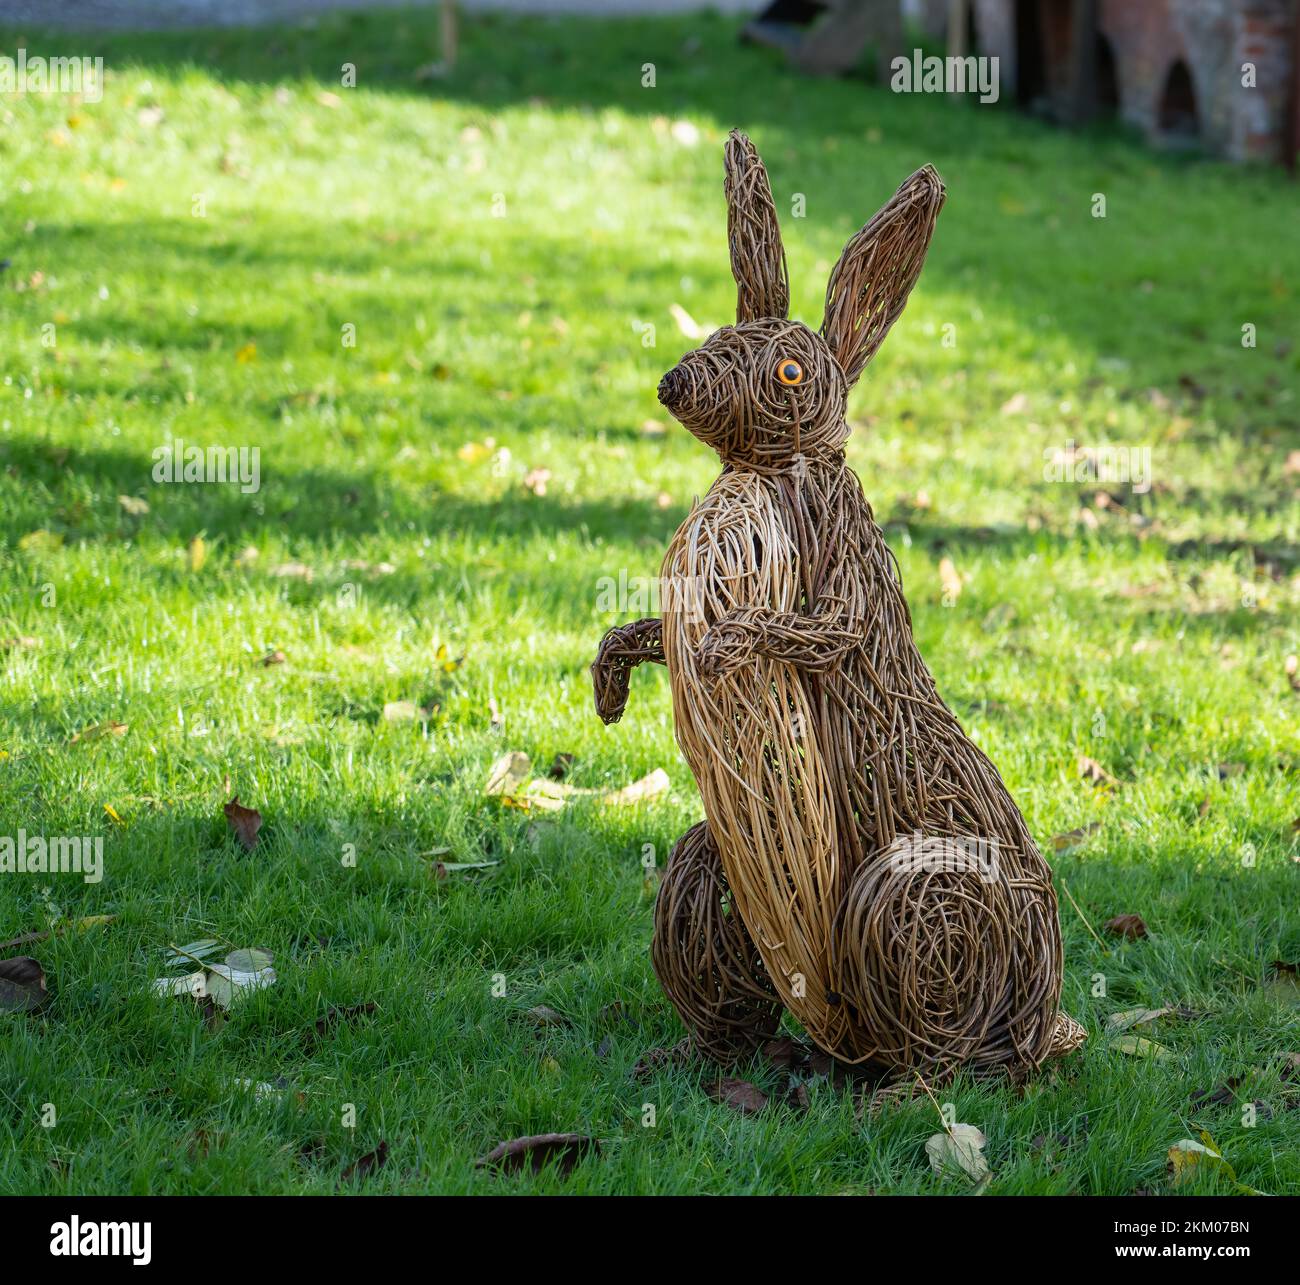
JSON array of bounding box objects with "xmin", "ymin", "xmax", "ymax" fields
[{"xmin": 776, "ymin": 359, "xmax": 803, "ymax": 386}]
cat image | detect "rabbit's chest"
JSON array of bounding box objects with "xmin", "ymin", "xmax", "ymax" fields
[
  {"xmin": 661, "ymin": 471, "xmax": 801, "ymax": 643},
  {"xmin": 658, "ymin": 469, "xmax": 845, "ymax": 1040}
]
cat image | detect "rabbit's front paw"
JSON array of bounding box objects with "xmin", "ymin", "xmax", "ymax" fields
[{"xmin": 696, "ymin": 617, "xmax": 755, "ymax": 680}]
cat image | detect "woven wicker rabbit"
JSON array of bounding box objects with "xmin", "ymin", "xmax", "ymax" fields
[{"xmin": 592, "ymin": 132, "xmax": 1084, "ymax": 1079}]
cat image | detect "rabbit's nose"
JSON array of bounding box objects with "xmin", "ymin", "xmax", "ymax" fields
[{"xmin": 657, "ymin": 368, "xmax": 682, "ymax": 408}]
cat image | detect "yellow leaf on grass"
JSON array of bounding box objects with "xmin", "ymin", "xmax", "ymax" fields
[
  {"xmin": 601, "ymin": 768, "xmax": 670, "ymax": 807},
  {"xmin": 1167, "ymin": 1132, "xmax": 1267, "ymax": 1194},
  {"xmin": 1168, "ymin": 1138, "xmax": 1228, "ymax": 1186},
  {"xmin": 234, "ymin": 341, "xmax": 257, "ymax": 363},
  {"xmin": 1051, "ymin": 823, "xmax": 1101, "ymax": 853},
  {"xmin": 1105, "ymin": 1007, "xmax": 1173, "ymax": 1033},
  {"xmin": 188, "ymin": 535, "xmax": 207, "ymax": 572},
  {"xmin": 484, "ymin": 751, "xmax": 531, "ymax": 797},
  {"xmin": 1077, "ymin": 755, "xmax": 1118, "ymax": 787},
  {"xmin": 71, "ymin": 722, "xmax": 128, "ymax": 744},
  {"xmin": 938, "ymin": 557, "xmax": 962, "ymax": 604},
  {"xmin": 382, "ymin": 700, "xmax": 429, "ymax": 724},
  {"xmin": 1111, "ymin": 1034, "xmax": 1172, "ymax": 1060}
]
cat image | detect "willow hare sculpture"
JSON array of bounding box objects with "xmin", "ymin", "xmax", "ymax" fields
[{"xmin": 592, "ymin": 131, "xmax": 1085, "ymax": 1079}]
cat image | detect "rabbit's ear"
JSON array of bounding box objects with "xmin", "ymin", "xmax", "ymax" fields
[
  {"xmin": 820, "ymin": 164, "xmax": 945, "ymax": 388},
  {"xmin": 724, "ymin": 130, "xmax": 789, "ymax": 323}
]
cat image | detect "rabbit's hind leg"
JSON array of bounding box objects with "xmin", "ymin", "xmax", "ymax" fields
[
  {"xmin": 652, "ymin": 821, "xmax": 783, "ymax": 1064},
  {"xmin": 831, "ymin": 842, "xmax": 1064, "ymax": 1077}
]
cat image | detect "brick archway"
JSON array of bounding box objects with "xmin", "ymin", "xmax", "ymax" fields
[{"xmin": 1158, "ymin": 58, "xmax": 1200, "ymax": 137}]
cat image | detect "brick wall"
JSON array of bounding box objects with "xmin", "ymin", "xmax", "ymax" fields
[{"xmin": 973, "ymin": 0, "xmax": 1297, "ymax": 162}]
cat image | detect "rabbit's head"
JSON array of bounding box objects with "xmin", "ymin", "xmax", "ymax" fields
[{"xmin": 657, "ymin": 131, "xmax": 945, "ymax": 471}]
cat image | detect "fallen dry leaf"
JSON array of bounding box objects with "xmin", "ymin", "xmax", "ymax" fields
[
  {"xmin": 260, "ymin": 649, "xmax": 286, "ymax": 667},
  {"xmin": 1165, "ymin": 1132, "xmax": 1259, "ymax": 1192},
  {"xmin": 430, "ymin": 858, "xmax": 499, "ymax": 881},
  {"xmin": 1110, "ymin": 1034, "xmax": 1172, "ymax": 1061},
  {"xmin": 308, "ymin": 1002, "xmax": 379, "ymax": 1045},
  {"xmin": 205, "ymin": 960, "xmax": 276, "ymax": 1009},
  {"xmin": 270, "ymin": 562, "xmax": 313, "ymax": 581},
  {"xmin": 18, "ymin": 530, "xmax": 62, "ymax": 553},
  {"xmin": 1, "ymin": 635, "xmax": 40, "ymax": 650},
  {"xmin": 1051, "ymin": 823, "xmax": 1100, "ymax": 853},
  {"xmin": 69, "ymin": 721, "xmax": 128, "ymax": 744},
  {"xmin": 475, "ymin": 1133, "xmax": 598, "ymax": 1176},
  {"xmin": 937, "ymin": 556, "xmax": 962, "ymax": 603},
  {"xmin": 1106, "ymin": 1007, "xmax": 1173, "ymax": 1033},
  {"xmin": 118, "ymin": 494, "xmax": 149, "ymax": 516},
  {"xmin": 341, "ymin": 1140, "xmax": 388, "ymax": 1183},
  {"xmin": 762, "ymin": 1037, "xmax": 808, "ymax": 1071},
  {"xmin": 1105, "ymin": 913, "xmax": 1148, "ymax": 940},
  {"xmin": 522, "ymin": 467, "xmax": 552, "ymax": 497},
  {"xmin": 484, "ymin": 751, "xmax": 530, "ymax": 796},
  {"xmin": 523, "ymin": 1004, "xmax": 569, "ymax": 1028},
  {"xmin": 223, "ymin": 796, "xmax": 262, "ymax": 850},
  {"xmin": 706, "ymin": 1078, "xmax": 768, "ymax": 1116},
  {"xmin": 601, "ymin": 768, "xmax": 670, "ymax": 807},
  {"xmin": 784, "ymin": 1083, "xmax": 811, "ymax": 1112},
  {"xmin": 0, "ymin": 956, "xmax": 49, "ymax": 1013},
  {"xmin": 926, "ymin": 1123, "xmax": 989, "ymax": 1182},
  {"xmin": 382, "ymin": 700, "xmax": 430, "ymax": 723},
  {"xmin": 153, "ymin": 970, "xmax": 207, "ymax": 998},
  {"xmin": 1078, "ymin": 756, "xmax": 1118, "ymax": 787},
  {"xmin": 1189, "ymin": 1080, "xmax": 1240, "ymax": 1111}
]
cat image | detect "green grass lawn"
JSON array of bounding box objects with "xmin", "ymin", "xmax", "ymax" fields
[{"xmin": 0, "ymin": 6, "xmax": 1298, "ymax": 1195}]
